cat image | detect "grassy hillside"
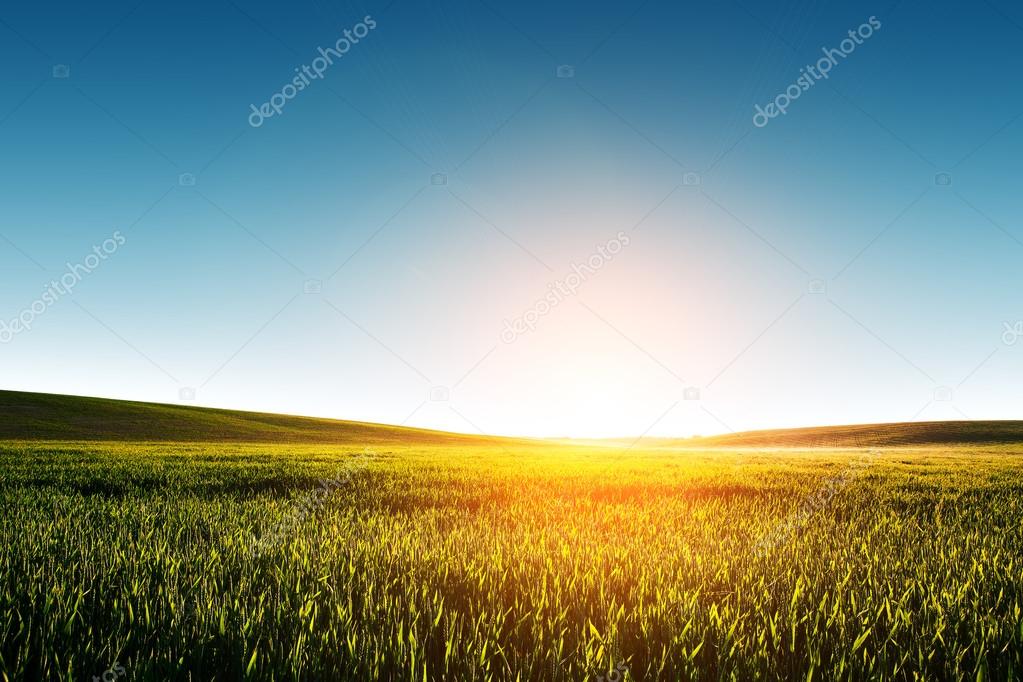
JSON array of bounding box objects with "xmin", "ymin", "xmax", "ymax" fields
[
  {"xmin": 2, "ymin": 440, "xmax": 1021, "ymax": 680},
  {"xmin": 3, "ymin": 389, "xmax": 1022, "ymax": 448},
  {"xmin": 1, "ymin": 392, "xmax": 1022, "ymax": 678},
  {"xmin": 0, "ymin": 390, "xmax": 513, "ymax": 445},
  {"xmin": 685, "ymin": 420, "xmax": 1023, "ymax": 448}
]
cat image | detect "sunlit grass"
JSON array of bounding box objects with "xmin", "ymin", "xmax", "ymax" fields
[{"xmin": 0, "ymin": 441, "xmax": 1020, "ymax": 680}]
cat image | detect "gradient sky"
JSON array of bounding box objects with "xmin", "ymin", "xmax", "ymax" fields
[{"xmin": 1, "ymin": 0, "xmax": 1021, "ymax": 438}]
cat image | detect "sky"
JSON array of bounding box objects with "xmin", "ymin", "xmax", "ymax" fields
[{"xmin": 1, "ymin": 0, "xmax": 1021, "ymax": 438}]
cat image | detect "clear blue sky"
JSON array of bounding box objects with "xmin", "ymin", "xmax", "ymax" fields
[{"xmin": 1, "ymin": 0, "xmax": 1021, "ymax": 437}]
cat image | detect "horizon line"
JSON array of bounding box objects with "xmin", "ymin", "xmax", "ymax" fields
[{"xmin": 1, "ymin": 387, "xmax": 1017, "ymax": 443}]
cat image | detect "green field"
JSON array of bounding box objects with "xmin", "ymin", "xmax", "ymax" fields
[{"xmin": 1, "ymin": 392, "xmax": 1021, "ymax": 680}]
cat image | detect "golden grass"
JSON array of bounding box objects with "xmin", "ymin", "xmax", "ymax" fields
[{"xmin": 0, "ymin": 440, "xmax": 1020, "ymax": 680}]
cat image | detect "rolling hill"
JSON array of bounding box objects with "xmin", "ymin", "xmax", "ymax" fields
[
  {"xmin": 683, "ymin": 420, "xmax": 1023, "ymax": 448},
  {"xmin": 0, "ymin": 390, "xmax": 514, "ymax": 445},
  {"xmin": 2, "ymin": 390, "xmax": 1022, "ymax": 447}
]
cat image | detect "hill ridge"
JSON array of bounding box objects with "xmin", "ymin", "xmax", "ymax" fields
[
  {"xmin": 683, "ymin": 420, "xmax": 1023, "ymax": 448},
  {"xmin": 0, "ymin": 389, "xmax": 519, "ymax": 445},
  {"xmin": 2, "ymin": 390, "xmax": 1022, "ymax": 446}
]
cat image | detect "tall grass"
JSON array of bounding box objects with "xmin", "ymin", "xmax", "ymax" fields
[{"xmin": 0, "ymin": 442, "xmax": 1020, "ymax": 680}]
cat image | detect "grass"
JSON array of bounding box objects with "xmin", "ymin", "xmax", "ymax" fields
[
  {"xmin": 685, "ymin": 420, "xmax": 1023, "ymax": 448},
  {"xmin": 0, "ymin": 390, "xmax": 518, "ymax": 445},
  {"xmin": 0, "ymin": 393, "xmax": 1021, "ymax": 680}
]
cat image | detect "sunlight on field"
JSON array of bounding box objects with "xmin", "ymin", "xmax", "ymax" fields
[{"xmin": 1, "ymin": 441, "xmax": 1021, "ymax": 680}]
